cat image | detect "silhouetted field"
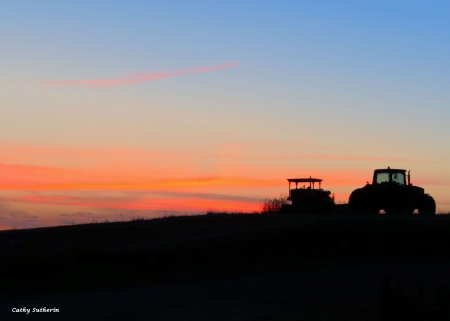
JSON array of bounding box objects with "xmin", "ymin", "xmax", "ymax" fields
[{"xmin": 1, "ymin": 213, "xmax": 450, "ymax": 300}]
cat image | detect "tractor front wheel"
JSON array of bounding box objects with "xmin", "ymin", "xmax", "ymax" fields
[
  {"xmin": 279, "ymin": 204, "xmax": 293, "ymax": 213},
  {"xmin": 385, "ymin": 193, "xmax": 414, "ymax": 215},
  {"xmin": 348, "ymin": 189, "xmax": 363, "ymax": 213}
]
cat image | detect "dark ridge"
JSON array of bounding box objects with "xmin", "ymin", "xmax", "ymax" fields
[{"xmin": 1, "ymin": 213, "xmax": 450, "ymax": 301}]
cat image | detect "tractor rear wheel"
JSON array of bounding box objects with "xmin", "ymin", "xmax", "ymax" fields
[
  {"xmin": 349, "ymin": 189, "xmax": 378, "ymax": 215},
  {"xmin": 418, "ymin": 194, "xmax": 436, "ymax": 215}
]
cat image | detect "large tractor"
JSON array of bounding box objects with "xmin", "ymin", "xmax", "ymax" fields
[
  {"xmin": 348, "ymin": 167, "xmax": 436, "ymax": 215},
  {"xmin": 280, "ymin": 177, "xmax": 335, "ymax": 213}
]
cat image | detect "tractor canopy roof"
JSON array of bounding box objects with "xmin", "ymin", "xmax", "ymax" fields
[
  {"xmin": 287, "ymin": 177, "xmax": 324, "ymax": 190},
  {"xmin": 287, "ymin": 178, "xmax": 322, "ymax": 183},
  {"xmin": 374, "ymin": 168, "xmax": 406, "ymax": 173}
]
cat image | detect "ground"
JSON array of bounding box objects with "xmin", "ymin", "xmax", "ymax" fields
[{"xmin": 1, "ymin": 213, "xmax": 450, "ymax": 320}]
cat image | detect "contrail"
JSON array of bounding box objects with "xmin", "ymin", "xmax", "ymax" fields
[{"xmin": 42, "ymin": 61, "xmax": 240, "ymax": 87}]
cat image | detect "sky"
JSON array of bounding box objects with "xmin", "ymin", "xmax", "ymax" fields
[{"xmin": 1, "ymin": 1, "xmax": 450, "ymax": 229}]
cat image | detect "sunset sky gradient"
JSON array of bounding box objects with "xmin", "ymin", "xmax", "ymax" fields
[{"xmin": 1, "ymin": 1, "xmax": 450, "ymax": 229}]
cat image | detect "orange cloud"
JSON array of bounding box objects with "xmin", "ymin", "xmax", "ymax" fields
[
  {"xmin": 0, "ymin": 161, "xmax": 282, "ymax": 191},
  {"xmin": 2, "ymin": 142, "xmax": 442, "ymax": 216},
  {"xmin": 41, "ymin": 61, "xmax": 240, "ymax": 87}
]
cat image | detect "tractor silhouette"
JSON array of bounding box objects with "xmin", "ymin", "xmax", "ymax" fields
[
  {"xmin": 349, "ymin": 167, "xmax": 436, "ymax": 215},
  {"xmin": 280, "ymin": 177, "xmax": 334, "ymax": 213}
]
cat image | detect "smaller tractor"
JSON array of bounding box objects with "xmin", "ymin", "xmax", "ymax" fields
[
  {"xmin": 280, "ymin": 177, "xmax": 335, "ymax": 213},
  {"xmin": 349, "ymin": 167, "xmax": 436, "ymax": 215}
]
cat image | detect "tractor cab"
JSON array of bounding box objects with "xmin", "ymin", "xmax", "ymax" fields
[{"xmin": 373, "ymin": 167, "xmax": 410, "ymax": 186}]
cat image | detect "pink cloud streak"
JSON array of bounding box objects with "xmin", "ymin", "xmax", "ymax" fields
[{"xmin": 43, "ymin": 61, "xmax": 240, "ymax": 87}]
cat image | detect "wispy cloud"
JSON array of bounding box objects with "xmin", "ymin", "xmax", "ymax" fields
[
  {"xmin": 2, "ymin": 190, "xmax": 262, "ymax": 213},
  {"xmin": 42, "ymin": 61, "xmax": 240, "ymax": 87}
]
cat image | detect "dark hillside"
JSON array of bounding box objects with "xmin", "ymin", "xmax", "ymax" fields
[{"xmin": 1, "ymin": 213, "xmax": 450, "ymax": 299}]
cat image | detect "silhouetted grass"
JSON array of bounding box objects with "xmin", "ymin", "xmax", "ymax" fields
[
  {"xmin": 261, "ymin": 194, "xmax": 288, "ymax": 212},
  {"xmin": 1, "ymin": 213, "xmax": 450, "ymax": 300}
]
